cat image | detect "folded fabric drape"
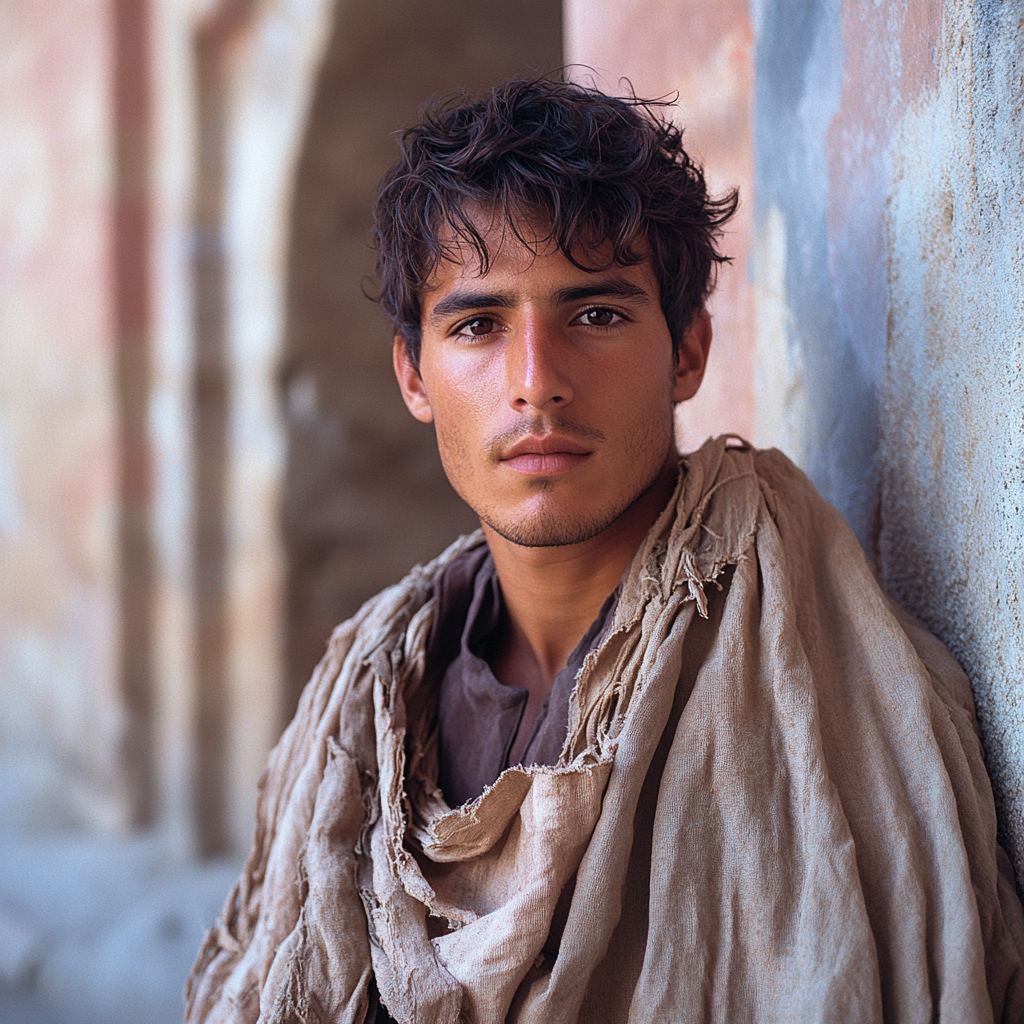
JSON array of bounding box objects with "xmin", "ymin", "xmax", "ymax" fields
[{"xmin": 187, "ymin": 437, "xmax": 1024, "ymax": 1024}]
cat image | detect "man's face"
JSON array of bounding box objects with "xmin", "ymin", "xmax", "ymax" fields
[{"xmin": 394, "ymin": 219, "xmax": 709, "ymax": 548}]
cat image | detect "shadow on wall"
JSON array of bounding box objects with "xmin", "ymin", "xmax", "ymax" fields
[{"xmin": 281, "ymin": 0, "xmax": 563, "ymax": 715}]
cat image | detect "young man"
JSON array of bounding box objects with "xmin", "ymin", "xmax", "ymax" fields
[{"xmin": 187, "ymin": 79, "xmax": 1024, "ymax": 1024}]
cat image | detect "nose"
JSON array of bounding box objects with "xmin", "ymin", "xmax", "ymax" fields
[{"xmin": 507, "ymin": 316, "xmax": 573, "ymax": 412}]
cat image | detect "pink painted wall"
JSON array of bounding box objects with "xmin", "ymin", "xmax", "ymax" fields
[
  {"xmin": 0, "ymin": 0, "xmax": 125, "ymax": 830},
  {"xmin": 565, "ymin": 0, "xmax": 756, "ymax": 452}
]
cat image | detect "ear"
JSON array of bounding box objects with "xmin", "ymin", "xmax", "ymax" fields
[
  {"xmin": 393, "ymin": 335, "xmax": 434, "ymax": 423},
  {"xmin": 672, "ymin": 308, "xmax": 713, "ymax": 403}
]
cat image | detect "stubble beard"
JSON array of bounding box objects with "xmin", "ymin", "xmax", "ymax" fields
[
  {"xmin": 476, "ymin": 480, "xmax": 634, "ymax": 547},
  {"xmin": 437, "ymin": 411, "xmax": 676, "ymax": 549},
  {"xmin": 475, "ymin": 478, "xmax": 663, "ymax": 547}
]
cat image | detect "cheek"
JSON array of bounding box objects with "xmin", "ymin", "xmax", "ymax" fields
[
  {"xmin": 424, "ymin": 381, "xmax": 490, "ymax": 489},
  {"xmin": 606, "ymin": 363, "xmax": 677, "ymax": 463},
  {"xmin": 432, "ymin": 412, "xmax": 467, "ymax": 468},
  {"xmin": 601, "ymin": 353, "xmax": 676, "ymax": 420},
  {"xmin": 428, "ymin": 415, "xmax": 479, "ymax": 514},
  {"xmin": 421, "ymin": 357, "xmax": 501, "ymax": 446}
]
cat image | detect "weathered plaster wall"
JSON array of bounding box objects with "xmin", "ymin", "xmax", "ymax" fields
[
  {"xmin": 752, "ymin": 0, "xmax": 1024, "ymax": 879},
  {"xmin": 880, "ymin": 1, "xmax": 1024, "ymax": 876},
  {"xmin": 138, "ymin": 0, "xmax": 337, "ymax": 856},
  {"xmin": 149, "ymin": 0, "xmax": 206, "ymax": 859},
  {"xmin": 565, "ymin": 0, "xmax": 756, "ymax": 451},
  {"xmin": 0, "ymin": 0, "xmax": 125, "ymax": 832},
  {"xmin": 0, "ymin": 0, "xmax": 338, "ymax": 853}
]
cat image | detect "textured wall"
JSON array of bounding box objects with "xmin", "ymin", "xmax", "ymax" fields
[
  {"xmin": 752, "ymin": 0, "xmax": 1024, "ymax": 880},
  {"xmin": 209, "ymin": 0, "xmax": 337, "ymax": 853},
  {"xmin": 0, "ymin": 0, "xmax": 125, "ymax": 832},
  {"xmin": 880, "ymin": 0, "xmax": 1024, "ymax": 877},
  {"xmin": 0, "ymin": 0, "xmax": 340, "ymax": 852}
]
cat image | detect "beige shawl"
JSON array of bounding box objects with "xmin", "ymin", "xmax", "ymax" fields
[{"xmin": 187, "ymin": 437, "xmax": 1024, "ymax": 1023}]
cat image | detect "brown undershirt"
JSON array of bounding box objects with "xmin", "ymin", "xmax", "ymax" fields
[{"xmin": 429, "ymin": 544, "xmax": 619, "ymax": 809}]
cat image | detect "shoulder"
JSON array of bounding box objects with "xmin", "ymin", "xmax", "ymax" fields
[
  {"xmin": 680, "ymin": 436, "xmax": 857, "ymax": 557},
  {"xmin": 681, "ymin": 436, "xmax": 836, "ymax": 522}
]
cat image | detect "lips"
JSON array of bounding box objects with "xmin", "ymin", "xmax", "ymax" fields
[{"xmin": 499, "ymin": 434, "xmax": 593, "ymax": 475}]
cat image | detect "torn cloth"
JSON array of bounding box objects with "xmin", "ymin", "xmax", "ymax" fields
[{"xmin": 186, "ymin": 437, "xmax": 1024, "ymax": 1024}]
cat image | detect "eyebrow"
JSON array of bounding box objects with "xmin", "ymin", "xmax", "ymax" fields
[
  {"xmin": 550, "ymin": 278, "xmax": 652, "ymax": 306},
  {"xmin": 428, "ymin": 290, "xmax": 517, "ymax": 323},
  {"xmin": 426, "ymin": 275, "xmax": 653, "ymax": 326}
]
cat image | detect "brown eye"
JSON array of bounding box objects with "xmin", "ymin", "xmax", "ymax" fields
[
  {"xmin": 581, "ymin": 308, "xmax": 618, "ymax": 327},
  {"xmin": 463, "ymin": 316, "xmax": 495, "ymax": 336}
]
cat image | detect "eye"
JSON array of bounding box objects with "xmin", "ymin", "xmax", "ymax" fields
[
  {"xmin": 454, "ymin": 316, "xmax": 500, "ymax": 338},
  {"xmin": 575, "ymin": 307, "xmax": 623, "ymax": 328}
]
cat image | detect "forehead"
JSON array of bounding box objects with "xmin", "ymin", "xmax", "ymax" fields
[
  {"xmin": 421, "ymin": 213, "xmax": 657, "ymax": 315},
  {"xmin": 435, "ymin": 208, "xmax": 574, "ymax": 272}
]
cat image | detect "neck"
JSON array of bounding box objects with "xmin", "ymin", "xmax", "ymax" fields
[{"xmin": 482, "ymin": 453, "xmax": 679, "ymax": 683}]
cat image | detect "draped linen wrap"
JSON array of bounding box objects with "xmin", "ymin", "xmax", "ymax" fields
[{"xmin": 186, "ymin": 438, "xmax": 1024, "ymax": 1024}]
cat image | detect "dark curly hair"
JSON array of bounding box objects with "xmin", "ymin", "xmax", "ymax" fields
[{"xmin": 372, "ymin": 76, "xmax": 738, "ymax": 370}]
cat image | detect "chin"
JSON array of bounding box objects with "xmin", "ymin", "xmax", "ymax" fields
[{"xmin": 478, "ymin": 496, "xmax": 628, "ymax": 548}]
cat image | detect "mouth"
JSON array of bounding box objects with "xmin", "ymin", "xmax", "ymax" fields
[{"xmin": 498, "ymin": 434, "xmax": 594, "ymax": 476}]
